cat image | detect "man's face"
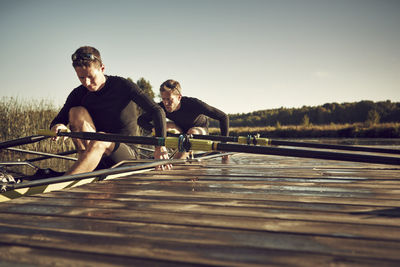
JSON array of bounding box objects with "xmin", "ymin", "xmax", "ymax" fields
[
  {"xmin": 161, "ymin": 90, "xmax": 181, "ymax": 113},
  {"xmin": 74, "ymin": 64, "xmax": 106, "ymax": 92}
]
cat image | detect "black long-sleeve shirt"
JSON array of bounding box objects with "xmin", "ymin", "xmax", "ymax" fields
[
  {"xmin": 138, "ymin": 96, "xmax": 229, "ymax": 136},
  {"xmin": 50, "ymin": 76, "xmax": 166, "ymax": 137}
]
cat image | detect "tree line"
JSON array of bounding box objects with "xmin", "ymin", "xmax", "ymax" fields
[
  {"xmin": 129, "ymin": 78, "xmax": 399, "ymax": 129},
  {"xmin": 210, "ymin": 100, "xmax": 400, "ymax": 127}
]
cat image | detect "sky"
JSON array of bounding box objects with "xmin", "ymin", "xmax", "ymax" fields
[{"xmin": 0, "ymin": 0, "xmax": 399, "ymax": 114}]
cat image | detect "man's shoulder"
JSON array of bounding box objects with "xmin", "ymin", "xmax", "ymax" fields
[
  {"xmin": 69, "ymin": 85, "xmax": 87, "ymax": 95},
  {"xmin": 106, "ymin": 75, "xmax": 128, "ymax": 84},
  {"xmin": 181, "ymin": 96, "xmax": 206, "ymax": 106},
  {"xmin": 107, "ymin": 75, "xmax": 139, "ymax": 84},
  {"xmin": 105, "ymin": 75, "xmax": 139, "ymax": 91},
  {"xmin": 181, "ymin": 96, "xmax": 201, "ymax": 103}
]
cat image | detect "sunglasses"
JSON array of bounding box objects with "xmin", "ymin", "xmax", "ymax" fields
[{"xmin": 71, "ymin": 53, "xmax": 101, "ymax": 62}]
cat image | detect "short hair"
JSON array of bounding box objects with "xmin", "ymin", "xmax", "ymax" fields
[
  {"xmin": 160, "ymin": 79, "xmax": 182, "ymax": 95},
  {"xmin": 71, "ymin": 46, "xmax": 103, "ymax": 68}
]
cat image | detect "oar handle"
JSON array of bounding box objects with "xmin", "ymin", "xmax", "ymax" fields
[{"xmin": 37, "ymin": 129, "xmax": 66, "ymax": 137}]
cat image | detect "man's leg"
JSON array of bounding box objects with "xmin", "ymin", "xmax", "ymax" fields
[
  {"xmin": 187, "ymin": 127, "xmax": 208, "ymax": 135},
  {"xmin": 66, "ymin": 137, "xmax": 115, "ymax": 175},
  {"xmin": 187, "ymin": 127, "xmax": 229, "ymax": 163},
  {"xmin": 101, "ymin": 143, "xmax": 137, "ymax": 168},
  {"xmin": 69, "ymin": 106, "xmax": 96, "ymax": 151},
  {"xmin": 66, "ymin": 107, "xmax": 115, "ymax": 175},
  {"xmin": 166, "ymin": 121, "xmax": 182, "ymax": 134}
]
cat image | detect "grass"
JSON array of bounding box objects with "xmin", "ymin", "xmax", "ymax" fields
[{"xmin": 0, "ymin": 97, "xmax": 75, "ymax": 174}]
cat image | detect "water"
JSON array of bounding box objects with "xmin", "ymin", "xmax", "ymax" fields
[{"xmin": 288, "ymin": 138, "xmax": 400, "ymax": 147}]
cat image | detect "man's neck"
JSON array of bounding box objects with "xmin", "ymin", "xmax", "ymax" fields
[{"xmin": 97, "ymin": 75, "xmax": 107, "ymax": 91}]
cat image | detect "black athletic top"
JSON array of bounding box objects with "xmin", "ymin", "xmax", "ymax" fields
[
  {"xmin": 50, "ymin": 76, "xmax": 166, "ymax": 137},
  {"xmin": 138, "ymin": 96, "xmax": 229, "ymax": 136}
]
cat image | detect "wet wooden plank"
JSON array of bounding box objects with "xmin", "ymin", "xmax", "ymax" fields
[
  {"xmin": 1, "ymin": 195, "xmax": 400, "ymax": 242},
  {"xmin": 1, "ymin": 212, "xmax": 400, "ymax": 265},
  {"xmin": 3, "ymin": 188, "xmax": 400, "ymax": 228},
  {"xmin": 1, "ymin": 154, "xmax": 400, "ymax": 266}
]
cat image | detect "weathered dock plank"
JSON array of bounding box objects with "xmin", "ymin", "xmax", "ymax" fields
[{"xmin": 1, "ymin": 154, "xmax": 400, "ymax": 266}]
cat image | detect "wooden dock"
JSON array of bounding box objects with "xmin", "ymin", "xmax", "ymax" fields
[{"xmin": 1, "ymin": 153, "xmax": 400, "ymax": 266}]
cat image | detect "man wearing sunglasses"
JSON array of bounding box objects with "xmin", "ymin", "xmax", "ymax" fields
[
  {"xmin": 50, "ymin": 46, "xmax": 170, "ymax": 174},
  {"xmin": 138, "ymin": 79, "xmax": 230, "ymax": 162}
]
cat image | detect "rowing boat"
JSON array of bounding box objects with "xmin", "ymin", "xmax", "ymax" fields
[
  {"xmin": 1, "ymin": 154, "xmax": 228, "ymax": 203},
  {"xmin": 1, "ymin": 160, "xmax": 164, "ymax": 202},
  {"xmin": 0, "ymin": 133, "xmax": 230, "ymax": 202}
]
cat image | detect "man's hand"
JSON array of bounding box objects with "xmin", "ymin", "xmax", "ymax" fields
[
  {"xmin": 222, "ymin": 154, "xmax": 230, "ymax": 164},
  {"xmin": 50, "ymin": 124, "xmax": 70, "ymax": 141},
  {"xmin": 154, "ymin": 146, "xmax": 172, "ymax": 170}
]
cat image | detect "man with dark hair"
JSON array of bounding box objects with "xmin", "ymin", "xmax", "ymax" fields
[
  {"xmin": 138, "ymin": 79, "xmax": 229, "ymax": 161},
  {"xmin": 51, "ymin": 46, "xmax": 170, "ymax": 174}
]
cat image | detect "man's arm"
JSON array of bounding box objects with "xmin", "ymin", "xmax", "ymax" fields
[
  {"xmin": 193, "ymin": 98, "xmax": 229, "ymax": 136},
  {"xmin": 126, "ymin": 79, "xmax": 170, "ymax": 168},
  {"xmin": 126, "ymin": 80, "xmax": 166, "ymax": 137},
  {"xmin": 193, "ymin": 98, "xmax": 230, "ymax": 163},
  {"xmin": 50, "ymin": 87, "xmax": 83, "ymax": 129},
  {"xmin": 137, "ymin": 112, "xmax": 154, "ymax": 133},
  {"xmin": 50, "ymin": 102, "xmax": 72, "ymax": 130}
]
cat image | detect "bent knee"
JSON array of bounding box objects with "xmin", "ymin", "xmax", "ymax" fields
[
  {"xmin": 69, "ymin": 107, "xmax": 89, "ymax": 125},
  {"xmin": 187, "ymin": 127, "xmax": 207, "ymax": 135},
  {"xmin": 69, "ymin": 107, "xmax": 95, "ymax": 131},
  {"xmin": 91, "ymin": 131, "xmax": 115, "ymax": 155},
  {"xmin": 89, "ymin": 140, "xmax": 114, "ymax": 154},
  {"xmin": 69, "ymin": 106, "xmax": 90, "ymax": 119}
]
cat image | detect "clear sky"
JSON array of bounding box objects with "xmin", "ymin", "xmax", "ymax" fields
[{"xmin": 0, "ymin": 0, "xmax": 399, "ymax": 114}]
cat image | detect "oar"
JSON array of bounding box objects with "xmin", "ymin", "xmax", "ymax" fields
[
  {"xmin": 167, "ymin": 133, "xmax": 400, "ymax": 155},
  {"xmin": 38, "ymin": 130, "xmax": 400, "ymax": 166},
  {"xmin": 6, "ymin": 148, "xmax": 77, "ymax": 161},
  {"xmin": 26, "ymin": 150, "xmax": 78, "ymax": 162},
  {"xmin": 0, "ymin": 135, "xmax": 49, "ymax": 150},
  {"xmin": 38, "ymin": 130, "xmax": 165, "ymax": 146},
  {"xmin": 213, "ymin": 142, "xmax": 400, "ymax": 166},
  {"xmin": 3, "ymin": 159, "xmax": 186, "ymax": 191}
]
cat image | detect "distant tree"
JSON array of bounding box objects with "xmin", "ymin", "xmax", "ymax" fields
[
  {"xmin": 135, "ymin": 77, "xmax": 155, "ymax": 100},
  {"xmin": 125, "ymin": 77, "xmax": 156, "ymax": 135},
  {"xmin": 226, "ymin": 100, "xmax": 400, "ymax": 128},
  {"xmin": 314, "ymin": 106, "xmax": 328, "ymax": 124},
  {"xmin": 366, "ymin": 109, "xmax": 380, "ymax": 126},
  {"xmin": 302, "ymin": 114, "xmax": 311, "ymax": 127},
  {"xmin": 126, "ymin": 77, "xmax": 156, "ymax": 116}
]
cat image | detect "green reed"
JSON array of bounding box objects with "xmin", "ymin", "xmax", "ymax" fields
[{"xmin": 0, "ymin": 97, "xmax": 75, "ymax": 174}]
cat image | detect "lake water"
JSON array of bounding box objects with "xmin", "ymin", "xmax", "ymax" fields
[{"xmin": 290, "ymin": 138, "xmax": 400, "ymax": 147}]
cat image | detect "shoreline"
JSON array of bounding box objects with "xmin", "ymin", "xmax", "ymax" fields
[{"xmin": 210, "ymin": 123, "xmax": 400, "ymax": 139}]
